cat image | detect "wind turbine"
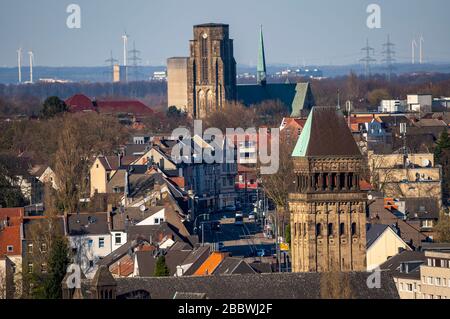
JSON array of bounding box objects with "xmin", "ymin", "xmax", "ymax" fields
[
  {"xmin": 17, "ymin": 48, "xmax": 22, "ymax": 83},
  {"xmin": 28, "ymin": 51, "xmax": 34, "ymax": 84},
  {"xmin": 419, "ymin": 35, "xmax": 425, "ymax": 64},
  {"xmin": 122, "ymin": 32, "xmax": 129, "ymax": 82},
  {"xmin": 411, "ymin": 39, "xmax": 417, "ymax": 64}
]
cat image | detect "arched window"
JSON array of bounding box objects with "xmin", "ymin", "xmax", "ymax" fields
[
  {"xmin": 316, "ymin": 223, "xmax": 322, "ymax": 237},
  {"xmin": 328, "ymin": 223, "xmax": 334, "ymax": 236},
  {"xmin": 339, "ymin": 223, "xmax": 345, "ymax": 236},
  {"xmin": 351, "ymin": 222, "xmax": 357, "ymax": 236}
]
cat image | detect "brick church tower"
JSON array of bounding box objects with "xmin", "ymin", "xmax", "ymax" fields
[
  {"xmin": 187, "ymin": 23, "xmax": 237, "ymax": 119},
  {"xmin": 289, "ymin": 106, "xmax": 367, "ymax": 272}
]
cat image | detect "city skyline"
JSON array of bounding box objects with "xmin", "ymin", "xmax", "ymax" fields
[{"xmin": 1, "ymin": 0, "xmax": 450, "ymax": 67}]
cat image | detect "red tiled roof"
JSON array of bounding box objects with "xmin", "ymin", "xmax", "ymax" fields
[
  {"xmin": 96, "ymin": 100, "xmax": 154, "ymax": 116},
  {"xmin": 65, "ymin": 94, "xmax": 96, "ymax": 113},
  {"xmin": 65, "ymin": 94, "xmax": 154, "ymax": 116},
  {"xmin": 0, "ymin": 209, "xmax": 23, "ymax": 257},
  {"xmin": 0, "ymin": 208, "xmax": 24, "ymax": 227}
]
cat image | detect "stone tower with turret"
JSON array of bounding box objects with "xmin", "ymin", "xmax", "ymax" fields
[{"xmin": 289, "ymin": 106, "xmax": 367, "ymax": 273}]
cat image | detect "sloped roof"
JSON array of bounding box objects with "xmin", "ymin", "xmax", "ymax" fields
[
  {"xmin": 292, "ymin": 106, "xmax": 362, "ymax": 157},
  {"xmin": 96, "ymin": 100, "xmax": 154, "ymax": 116},
  {"xmin": 213, "ymin": 257, "xmax": 256, "ymax": 275},
  {"xmin": 366, "ymin": 224, "xmax": 390, "ymax": 249},
  {"xmin": 114, "ymin": 272, "xmax": 399, "ymax": 299},
  {"xmin": 236, "ymin": 83, "xmax": 314, "ymax": 117},
  {"xmin": 65, "ymin": 94, "xmax": 95, "ymax": 112},
  {"xmin": 65, "ymin": 94, "xmax": 154, "ymax": 116},
  {"xmin": 67, "ymin": 213, "xmax": 110, "ymax": 236}
]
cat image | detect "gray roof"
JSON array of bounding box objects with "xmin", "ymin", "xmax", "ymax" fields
[
  {"xmin": 67, "ymin": 213, "xmax": 110, "ymax": 236},
  {"xmin": 236, "ymin": 83, "xmax": 315, "ymax": 117},
  {"xmin": 379, "ymin": 251, "xmax": 426, "ymax": 280},
  {"xmin": 366, "ymin": 224, "xmax": 391, "ymax": 249},
  {"xmin": 111, "ymin": 206, "xmax": 165, "ymax": 231},
  {"xmin": 113, "ymin": 272, "xmax": 399, "ymax": 299},
  {"xmin": 213, "ymin": 257, "xmax": 256, "ymax": 275},
  {"xmin": 405, "ymin": 198, "xmax": 440, "ymax": 220}
]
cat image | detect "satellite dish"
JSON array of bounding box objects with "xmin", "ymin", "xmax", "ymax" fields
[
  {"xmin": 139, "ymin": 205, "xmax": 146, "ymax": 212},
  {"xmin": 422, "ymin": 159, "xmax": 431, "ymax": 168}
]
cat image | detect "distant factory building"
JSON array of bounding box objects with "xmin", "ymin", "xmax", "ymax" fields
[{"xmin": 167, "ymin": 23, "xmax": 315, "ymax": 119}]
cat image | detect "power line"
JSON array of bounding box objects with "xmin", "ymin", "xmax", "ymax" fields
[
  {"xmin": 105, "ymin": 50, "xmax": 118, "ymax": 81},
  {"xmin": 128, "ymin": 41, "xmax": 142, "ymax": 81},
  {"xmin": 381, "ymin": 34, "xmax": 396, "ymax": 81},
  {"xmin": 360, "ymin": 38, "xmax": 376, "ymax": 78}
]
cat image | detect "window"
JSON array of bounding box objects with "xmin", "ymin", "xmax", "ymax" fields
[
  {"xmin": 400, "ymin": 283, "xmax": 404, "ymax": 291},
  {"xmin": 99, "ymin": 238, "xmax": 105, "ymax": 248},
  {"xmin": 316, "ymin": 223, "xmax": 322, "ymax": 237},
  {"xmin": 427, "ymin": 277, "xmax": 433, "ymax": 285},
  {"xmin": 40, "ymin": 243, "xmax": 47, "ymax": 253},
  {"xmin": 428, "ymin": 258, "xmax": 433, "ymax": 267},
  {"xmin": 407, "ymin": 284, "xmax": 413, "ymax": 292},
  {"xmin": 28, "ymin": 243, "xmax": 33, "ymax": 253},
  {"xmin": 339, "ymin": 223, "xmax": 345, "ymax": 236},
  {"xmin": 436, "ymin": 278, "xmax": 441, "ymax": 286},
  {"xmin": 115, "ymin": 233, "xmax": 122, "ymax": 245},
  {"xmin": 154, "ymin": 218, "xmax": 164, "ymax": 225},
  {"xmin": 351, "ymin": 223, "xmax": 357, "ymax": 236},
  {"xmin": 41, "ymin": 263, "xmax": 47, "ymax": 273},
  {"xmin": 441, "ymin": 260, "xmax": 447, "ymax": 268},
  {"xmin": 7, "ymin": 245, "xmax": 14, "ymax": 253},
  {"xmin": 88, "ymin": 240, "xmax": 93, "ymax": 248},
  {"xmin": 328, "ymin": 223, "xmax": 334, "ymax": 237},
  {"xmin": 28, "ymin": 263, "xmax": 33, "ymax": 274}
]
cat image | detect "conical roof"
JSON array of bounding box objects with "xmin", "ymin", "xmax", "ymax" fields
[{"xmin": 292, "ymin": 106, "xmax": 361, "ymax": 157}]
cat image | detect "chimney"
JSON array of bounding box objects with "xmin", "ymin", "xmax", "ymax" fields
[
  {"xmin": 118, "ymin": 153, "xmax": 122, "ymax": 168},
  {"xmin": 176, "ymin": 265, "xmax": 184, "ymax": 277}
]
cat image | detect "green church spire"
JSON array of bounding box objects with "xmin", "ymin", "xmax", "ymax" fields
[{"xmin": 257, "ymin": 25, "xmax": 267, "ymax": 86}]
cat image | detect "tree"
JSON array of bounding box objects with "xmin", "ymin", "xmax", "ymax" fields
[
  {"xmin": 0, "ymin": 152, "xmax": 28, "ymax": 208},
  {"xmin": 367, "ymin": 88, "xmax": 391, "ymax": 107},
  {"xmin": 260, "ymin": 134, "xmax": 295, "ymax": 240},
  {"xmin": 40, "ymin": 96, "xmax": 68, "ymax": 119},
  {"xmin": 435, "ymin": 210, "xmax": 450, "ymax": 243},
  {"xmin": 44, "ymin": 237, "xmax": 70, "ymax": 299},
  {"xmin": 154, "ymin": 256, "xmax": 170, "ymax": 277},
  {"xmin": 285, "ymin": 224, "xmax": 291, "ymax": 245},
  {"xmin": 434, "ymin": 131, "xmax": 450, "ymax": 162}
]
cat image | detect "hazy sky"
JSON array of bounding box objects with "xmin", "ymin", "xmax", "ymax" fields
[{"xmin": 1, "ymin": 0, "xmax": 449, "ymax": 67}]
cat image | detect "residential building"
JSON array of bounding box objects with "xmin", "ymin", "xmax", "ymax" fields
[
  {"xmin": 366, "ymin": 224, "xmax": 411, "ymax": 271},
  {"xmin": 0, "ymin": 208, "xmax": 24, "ymax": 298},
  {"xmin": 89, "ymin": 155, "xmax": 139, "ymax": 196},
  {"xmin": 420, "ymin": 251, "xmax": 450, "ymax": 299},
  {"xmin": 67, "ymin": 213, "xmax": 112, "ymax": 275},
  {"xmin": 368, "ymin": 152, "xmax": 442, "ymax": 200}
]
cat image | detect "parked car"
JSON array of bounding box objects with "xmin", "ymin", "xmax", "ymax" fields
[{"xmin": 224, "ymin": 205, "xmax": 237, "ymax": 212}]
